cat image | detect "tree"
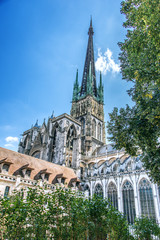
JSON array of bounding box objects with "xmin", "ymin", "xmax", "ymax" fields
[
  {"xmin": 107, "ymin": 0, "xmax": 160, "ymax": 184},
  {"xmin": 0, "ymin": 187, "xmax": 132, "ymax": 240},
  {"xmin": 133, "ymin": 217, "xmax": 160, "ymax": 240}
]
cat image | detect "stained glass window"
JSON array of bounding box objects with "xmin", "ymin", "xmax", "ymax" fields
[
  {"xmin": 139, "ymin": 179, "xmax": 156, "ymax": 219},
  {"xmin": 122, "ymin": 181, "xmax": 136, "ymax": 224},
  {"xmin": 4, "ymin": 186, "xmax": 10, "ymax": 197},
  {"xmin": 94, "ymin": 183, "xmax": 103, "ymax": 198},
  {"xmin": 107, "ymin": 182, "xmax": 118, "ymax": 210}
]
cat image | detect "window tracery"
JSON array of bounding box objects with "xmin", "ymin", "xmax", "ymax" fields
[
  {"xmin": 107, "ymin": 182, "xmax": 118, "ymax": 210},
  {"xmin": 66, "ymin": 125, "xmax": 76, "ymax": 150},
  {"xmin": 94, "ymin": 183, "xmax": 103, "ymax": 198},
  {"xmin": 139, "ymin": 179, "xmax": 156, "ymax": 219},
  {"xmin": 122, "ymin": 181, "xmax": 136, "ymax": 224}
]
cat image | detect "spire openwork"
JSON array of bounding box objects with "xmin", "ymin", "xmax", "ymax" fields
[
  {"xmin": 80, "ymin": 18, "xmax": 97, "ymax": 97},
  {"xmin": 72, "ymin": 19, "xmax": 104, "ymax": 104}
]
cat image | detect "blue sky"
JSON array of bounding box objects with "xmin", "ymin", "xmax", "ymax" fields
[{"xmin": 0, "ymin": 0, "xmax": 133, "ymax": 151}]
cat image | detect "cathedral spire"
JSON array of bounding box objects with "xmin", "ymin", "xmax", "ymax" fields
[
  {"xmin": 80, "ymin": 18, "xmax": 97, "ymax": 97},
  {"xmin": 72, "ymin": 69, "xmax": 79, "ymax": 102}
]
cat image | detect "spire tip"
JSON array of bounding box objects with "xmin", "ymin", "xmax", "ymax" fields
[{"xmin": 90, "ymin": 15, "xmax": 92, "ymax": 27}]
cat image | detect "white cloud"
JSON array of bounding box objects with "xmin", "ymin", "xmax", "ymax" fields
[
  {"xmin": 5, "ymin": 136, "xmax": 19, "ymax": 143},
  {"xmin": 95, "ymin": 48, "xmax": 120, "ymax": 75},
  {"xmin": 4, "ymin": 143, "xmax": 14, "ymax": 147}
]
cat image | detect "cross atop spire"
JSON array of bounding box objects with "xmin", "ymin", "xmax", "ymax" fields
[{"xmin": 80, "ymin": 18, "xmax": 97, "ymax": 97}]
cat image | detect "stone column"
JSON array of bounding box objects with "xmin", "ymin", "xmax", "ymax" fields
[
  {"xmin": 133, "ymin": 174, "xmax": 140, "ymax": 218},
  {"xmin": 117, "ymin": 175, "xmax": 123, "ymax": 212},
  {"xmin": 102, "ymin": 178, "xmax": 106, "ymax": 198},
  {"xmin": 90, "ymin": 179, "xmax": 93, "ymax": 198},
  {"xmin": 152, "ymin": 184, "xmax": 160, "ymax": 224}
]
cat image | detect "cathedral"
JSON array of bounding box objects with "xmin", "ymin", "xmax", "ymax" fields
[{"xmin": 18, "ymin": 20, "xmax": 160, "ymax": 224}]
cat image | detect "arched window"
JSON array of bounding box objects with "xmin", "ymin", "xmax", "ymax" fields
[
  {"xmin": 3, "ymin": 164, "xmax": 10, "ymax": 172},
  {"xmin": 101, "ymin": 167, "xmax": 105, "ymax": 174},
  {"xmin": 66, "ymin": 125, "xmax": 76, "ymax": 150},
  {"xmin": 126, "ymin": 161, "xmax": 132, "ymax": 171},
  {"xmin": 94, "ymin": 183, "xmax": 103, "ymax": 198},
  {"xmin": 98, "ymin": 123, "xmax": 102, "ymax": 141},
  {"xmin": 107, "ymin": 182, "xmax": 118, "ymax": 210},
  {"xmin": 4, "ymin": 186, "xmax": 10, "ymax": 197},
  {"xmin": 84, "ymin": 185, "xmax": 90, "ymax": 197},
  {"xmin": 81, "ymin": 118, "xmax": 85, "ymax": 135},
  {"xmin": 122, "ymin": 181, "xmax": 136, "ymax": 224},
  {"xmin": 139, "ymin": 179, "xmax": 156, "ymax": 219},
  {"xmin": 50, "ymin": 123, "xmax": 59, "ymax": 161},
  {"xmin": 113, "ymin": 164, "xmax": 118, "ymax": 172},
  {"xmin": 32, "ymin": 151, "xmax": 40, "ymax": 159},
  {"xmin": 92, "ymin": 119, "xmax": 96, "ymax": 138}
]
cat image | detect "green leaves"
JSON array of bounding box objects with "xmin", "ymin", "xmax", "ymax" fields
[
  {"xmin": 134, "ymin": 217, "xmax": 160, "ymax": 240},
  {"xmin": 1, "ymin": 188, "xmax": 160, "ymax": 239},
  {"xmin": 107, "ymin": 0, "xmax": 160, "ymax": 184},
  {"xmin": 0, "ymin": 188, "xmax": 132, "ymax": 240}
]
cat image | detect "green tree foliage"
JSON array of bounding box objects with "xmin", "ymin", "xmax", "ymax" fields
[
  {"xmin": 0, "ymin": 187, "xmax": 133, "ymax": 240},
  {"xmin": 107, "ymin": 0, "xmax": 160, "ymax": 184},
  {"xmin": 1, "ymin": 188, "xmax": 160, "ymax": 239},
  {"xmin": 134, "ymin": 217, "xmax": 160, "ymax": 240}
]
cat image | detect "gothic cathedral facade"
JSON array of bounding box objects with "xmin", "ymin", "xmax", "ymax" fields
[{"xmin": 18, "ymin": 20, "xmax": 160, "ymax": 224}]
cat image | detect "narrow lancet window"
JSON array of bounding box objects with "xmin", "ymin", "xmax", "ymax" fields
[
  {"xmin": 139, "ymin": 179, "xmax": 156, "ymax": 219},
  {"xmin": 122, "ymin": 181, "xmax": 136, "ymax": 224},
  {"xmin": 107, "ymin": 182, "xmax": 118, "ymax": 210}
]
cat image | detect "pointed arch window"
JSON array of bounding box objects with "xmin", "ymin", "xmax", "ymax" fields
[
  {"xmin": 107, "ymin": 182, "xmax": 118, "ymax": 210},
  {"xmin": 94, "ymin": 183, "xmax": 103, "ymax": 198},
  {"xmin": 84, "ymin": 185, "xmax": 90, "ymax": 197},
  {"xmin": 4, "ymin": 186, "xmax": 10, "ymax": 197},
  {"xmin": 81, "ymin": 118, "xmax": 85, "ymax": 135},
  {"xmin": 92, "ymin": 119, "xmax": 96, "ymax": 138},
  {"xmin": 139, "ymin": 179, "xmax": 156, "ymax": 219},
  {"xmin": 32, "ymin": 151, "xmax": 40, "ymax": 159},
  {"xmin": 66, "ymin": 125, "xmax": 76, "ymax": 150},
  {"xmin": 122, "ymin": 181, "xmax": 136, "ymax": 224},
  {"xmin": 2, "ymin": 164, "xmax": 10, "ymax": 172},
  {"xmin": 50, "ymin": 123, "xmax": 59, "ymax": 161}
]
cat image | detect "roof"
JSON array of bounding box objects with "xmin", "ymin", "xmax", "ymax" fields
[
  {"xmin": 51, "ymin": 113, "xmax": 81, "ymax": 126},
  {"xmin": 0, "ymin": 147, "xmax": 78, "ymax": 186}
]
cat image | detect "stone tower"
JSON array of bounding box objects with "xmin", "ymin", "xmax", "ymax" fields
[{"xmin": 71, "ymin": 19, "xmax": 106, "ymax": 156}]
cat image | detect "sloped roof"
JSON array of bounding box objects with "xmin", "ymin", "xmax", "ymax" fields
[{"xmin": 0, "ymin": 147, "xmax": 78, "ymax": 185}]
